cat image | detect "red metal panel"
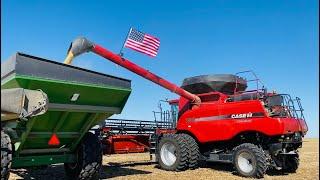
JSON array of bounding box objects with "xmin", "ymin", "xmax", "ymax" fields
[
  {"xmin": 102, "ymin": 135, "xmax": 150, "ymax": 154},
  {"xmin": 156, "ymin": 129, "xmax": 177, "ymax": 135},
  {"xmin": 176, "ymin": 99, "xmax": 304, "ymax": 143}
]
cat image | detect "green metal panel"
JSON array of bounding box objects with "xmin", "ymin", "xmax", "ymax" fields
[
  {"xmin": 2, "ymin": 74, "xmax": 131, "ymax": 165},
  {"xmin": 12, "ymin": 154, "xmax": 76, "ymax": 168},
  {"xmin": 2, "ymin": 75, "xmax": 131, "ymax": 108}
]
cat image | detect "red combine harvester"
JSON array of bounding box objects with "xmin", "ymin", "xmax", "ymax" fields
[{"xmin": 65, "ymin": 37, "xmax": 308, "ymax": 178}]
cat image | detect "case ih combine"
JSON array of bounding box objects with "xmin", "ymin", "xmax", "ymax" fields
[{"xmin": 63, "ymin": 37, "xmax": 308, "ymax": 178}]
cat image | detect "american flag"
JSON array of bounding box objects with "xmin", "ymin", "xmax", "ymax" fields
[{"xmin": 124, "ymin": 28, "xmax": 160, "ymax": 57}]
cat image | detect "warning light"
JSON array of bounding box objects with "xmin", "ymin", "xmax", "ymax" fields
[{"xmin": 48, "ymin": 133, "xmax": 60, "ymax": 146}]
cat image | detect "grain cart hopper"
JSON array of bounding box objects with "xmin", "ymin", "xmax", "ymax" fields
[
  {"xmin": 64, "ymin": 37, "xmax": 308, "ymax": 178},
  {"xmin": 1, "ymin": 53, "xmax": 131, "ymax": 180}
]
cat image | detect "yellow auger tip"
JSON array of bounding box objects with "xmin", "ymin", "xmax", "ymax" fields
[{"xmin": 63, "ymin": 52, "xmax": 74, "ymax": 65}]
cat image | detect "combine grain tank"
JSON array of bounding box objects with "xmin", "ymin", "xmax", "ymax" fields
[{"xmin": 181, "ymin": 74, "xmax": 247, "ymax": 95}]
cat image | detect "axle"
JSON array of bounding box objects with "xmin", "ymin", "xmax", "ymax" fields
[{"xmin": 63, "ymin": 37, "xmax": 201, "ymax": 105}]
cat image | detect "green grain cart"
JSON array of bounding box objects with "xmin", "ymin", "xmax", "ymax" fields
[{"xmin": 1, "ymin": 53, "xmax": 132, "ymax": 180}]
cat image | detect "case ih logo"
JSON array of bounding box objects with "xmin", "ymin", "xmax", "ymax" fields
[
  {"xmin": 187, "ymin": 112, "xmax": 264, "ymax": 122},
  {"xmin": 231, "ymin": 112, "xmax": 253, "ymax": 119}
]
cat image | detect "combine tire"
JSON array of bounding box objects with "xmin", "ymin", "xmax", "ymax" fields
[
  {"xmin": 283, "ymin": 155, "xmax": 299, "ymax": 173},
  {"xmin": 64, "ymin": 132, "xmax": 102, "ymax": 180},
  {"xmin": 182, "ymin": 134, "xmax": 200, "ymax": 169},
  {"xmin": 157, "ymin": 134, "xmax": 188, "ymax": 171},
  {"xmin": 233, "ymin": 143, "xmax": 267, "ymax": 178},
  {"xmin": 1, "ymin": 131, "xmax": 12, "ymax": 180}
]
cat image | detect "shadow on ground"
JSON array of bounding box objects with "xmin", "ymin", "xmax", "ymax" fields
[
  {"xmin": 100, "ymin": 162, "xmax": 152, "ymax": 179},
  {"xmin": 11, "ymin": 162, "xmax": 152, "ymax": 180},
  {"xmin": 10, "ymin": 160, "xmax": 296, "ymax": 179},
  {"xmin": 266, "ymin": 169, "xmax": 292, "ymax": 176},
  {"xmin": 11, "ymin": 165, "xmax": 65, "ymax": 180},
  {"xmin": 203, "ymin": 161, "xmax": 240, "ymax": 176},
  {"xmin": 202, "ymin": 161, "xmax": 293, "ymax": 177},
  {"xmin": 204, "ymin": 161, "xmax": 234, "ymax": 172}
]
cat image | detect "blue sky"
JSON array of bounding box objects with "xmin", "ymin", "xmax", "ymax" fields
[{"xmin": 1, "ymin": 0, "xmax": 318, "ymax": 137}]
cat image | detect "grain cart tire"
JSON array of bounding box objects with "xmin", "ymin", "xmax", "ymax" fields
[
  {"xmin": 64, "ymin": 132, "xmax": 102, "ymax": 180},
  {"xmin": 283, "ymin": 155, "xmax": 299, "ymax": 173},
  {"xmin": 182, "ymin": 134, "xmax": 200, "ymax": 169},
  {"xmin": 158, "ymin": 134, "xmax": 189, "ymax": 171},
  {"xmin": 1, "ymin": 131, "xmax": 12, "ymax": 180},
  {"xmin": 233, "ymin": 143, "xmax": 267, "ymax": 179}
]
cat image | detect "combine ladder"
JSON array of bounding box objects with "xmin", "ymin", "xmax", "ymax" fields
[{"xmin": 149, "ymin": 133, "xmax": 158, "ymax": 161}]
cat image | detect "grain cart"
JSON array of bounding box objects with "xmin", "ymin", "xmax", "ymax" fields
[
  {"xmin": 1, "ymin": 53, "xmax": 131, "ymax": 180},
  {"xmin": 64, "ymin": 37, "xmax": 308, "ymax": 178}
]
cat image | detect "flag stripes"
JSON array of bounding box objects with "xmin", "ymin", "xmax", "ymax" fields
[{"xmin": 124, "ymin": 28, "xmax": 160, "ymax": 57}]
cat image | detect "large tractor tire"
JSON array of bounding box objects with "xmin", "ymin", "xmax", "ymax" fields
[
  {"xmin": 233, "ymin": 143, "xmax": 267, "ymax": 178},
  {"xmin": 1, "ymin": 131, "xmax": 12, "ymax": 180},
  {"xmin": 182, "ymin": 134, "xmax": 200, "ymax": 169},
  {"xmin": 157, "ymin": 134, "xmax": 189, "ymax": 171},
  {"xmin": 64, "ymin": 132, "xmax": 102, "ymax": 180}
]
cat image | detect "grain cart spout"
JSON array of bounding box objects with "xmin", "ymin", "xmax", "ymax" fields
[{"xmin": 64, "ymin": 37, "xmax": 201, "ymax": 106}]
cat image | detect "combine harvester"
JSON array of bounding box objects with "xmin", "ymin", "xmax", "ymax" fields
[{"xmin": 63, "ymin": 37, "xmax": 308, "ymax": 178}]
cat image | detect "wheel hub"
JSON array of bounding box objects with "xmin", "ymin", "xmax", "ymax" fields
[
  {"xmin": 238, "ymin": 152, "xmax": 254, "ymax": 173},
  {"xmin": 160, "ymin": 142, "xmax": 177, "ymax": 166}
]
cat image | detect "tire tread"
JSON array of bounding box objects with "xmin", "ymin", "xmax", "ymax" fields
[
  {"xmin": 1, "ymin": 131, "xmax": 12, "ymax": 180},
  {"xmin": 233, "ymin": 143, "xmax": 267, "ymax": 178},
  {"xmin": 65, "ymin": 132, "xmax": 102, "ymax": 180},
  {"xmin": 181, "ymin": 134, "xmax": 200, "ymax": 169},
  {"xmin": 158, "ymin": 134, "xmax": 189, "ymax": 171}
]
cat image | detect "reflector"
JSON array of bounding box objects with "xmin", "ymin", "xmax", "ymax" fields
[{"xmin": 48, "ymin": 133, "xmax": 60, "ymax": 146}]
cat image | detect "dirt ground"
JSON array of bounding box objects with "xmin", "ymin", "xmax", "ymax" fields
[{"xmin": 9, "ymin": 138, "xmax": 319, "ymax": 180}]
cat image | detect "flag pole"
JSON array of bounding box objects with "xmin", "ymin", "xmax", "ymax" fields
[{"xmin": 119, "ymin": 27, "xmax": 133, "ymax": 57}]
